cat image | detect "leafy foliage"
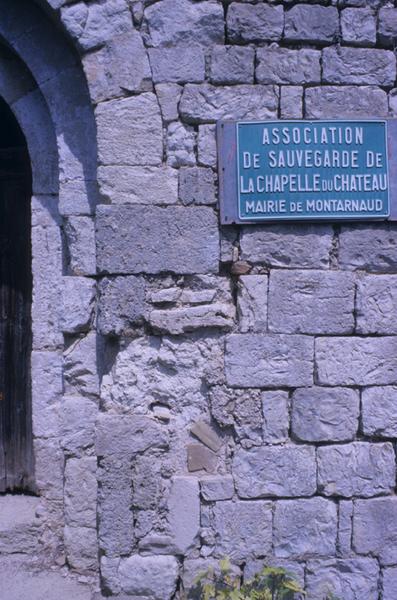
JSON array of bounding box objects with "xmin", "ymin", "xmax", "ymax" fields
[{"xmin": 185, "ymin": 558, "xmax": 305, "ymax": 600}]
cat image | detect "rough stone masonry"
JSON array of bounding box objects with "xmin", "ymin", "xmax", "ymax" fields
[{"xmin": 3, "ymin": 0, "xmax": 397, "ymax": 599}]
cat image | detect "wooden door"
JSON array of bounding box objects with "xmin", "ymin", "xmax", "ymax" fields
[{"xmin": 0, "ymin": 148, "xmax": 34, "ymax": 492}]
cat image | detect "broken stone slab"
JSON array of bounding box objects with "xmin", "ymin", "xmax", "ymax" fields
[
  {"xmin": 191, "ymin": 420, "xmax": 222, "ymax": 452},
  {"xmin": 187, "ymin": 443, "xmax": 217, "ymax": 473},
  {"xmin": 149, "ymin": 303, "xmax": 235, "ymax": 334}
]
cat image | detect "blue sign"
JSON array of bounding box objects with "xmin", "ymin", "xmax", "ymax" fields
[{"xmin": 218, "ymin": 120, "xmax": 396, "ymax": 224}]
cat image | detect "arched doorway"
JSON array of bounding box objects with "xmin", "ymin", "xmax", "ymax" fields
[{"xmin": 0, "ymin": 97, "xmax": 33, "ymax": 492}]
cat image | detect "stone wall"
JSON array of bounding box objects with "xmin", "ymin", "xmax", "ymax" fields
[{"xmin": 4, "ymin": 0, "xmax": 397, "ymax": 598}]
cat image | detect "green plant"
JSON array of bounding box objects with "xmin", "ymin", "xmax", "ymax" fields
[{"xmin": 185, "ymin": 558, "xmax": 305, "ymax": 600}]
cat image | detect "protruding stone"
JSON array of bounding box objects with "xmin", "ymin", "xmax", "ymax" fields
[
  {"xmin": 257, "ymin": 47, "xmax": 321, "ymax": 85},
  {"xmin": 191, "ymin": 421, "xmax": 222, "ymax": 452},
  {"xmin": 323, "ymin": 47, "xmax": 396, "ymax": 86},
  {"xmin": 306, "ymin": 86, "xmax": 388, "ymax": 118},
  {"xmin": 61, "ymin": 277, "xmax": 95, "ymax": 334}
]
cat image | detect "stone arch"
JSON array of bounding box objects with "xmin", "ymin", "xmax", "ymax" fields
[{"xmin": 0, "ymin": 0, "xmax": 98, "ymax": 570}]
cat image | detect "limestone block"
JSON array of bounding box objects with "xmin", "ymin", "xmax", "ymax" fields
[
  {"xmin": 338, "ymin": 501, "xmax": 353, "ymax": 557},
  {"xmin": 378, "ymin": 8, "xmax": 397, "ymax": 47},
  {"xmin": 227, "ymin": 3, "xmax": 284, "ymax": 43},
  {"xmin": 64, "ymin": 525, "xmax": 97, "ymax": 572},
  {"xmin": 274, "ymin": 498, "xmax": 337, "ymax": 558},
  {"xmin": 167, "ymin": 477, "xmax": 200, "ymax": 553},
  {"xmin": 64, "ymin": 457, "xmax": 97, "ymax": 528},
  {"xmin": 383, "ymin": 567, "xmax": 397, "ymax": 600},
  {"xmin": 305, "ymin": 86, "xmax": 388, "ymax": 118},
  {"xmin": 96, "ymin": 206, "xmax": 219, "ymax": 275},
  {"xmin": 98, "ymin": 276, "xmax": 146, "ymax": 336},
  {"xmin": 262, "ymin": 390, "xmax": 289, "ymax": 443},
  {"xmin": 31, "ymin": 225, "xmax": 63, "ymax": 350},
  {"xmin": 144, "ymin": 0, "xmax": 224, "ymax": 47},
  {"xmin": 98, "ymin": 455, "xmax": 134, "ymax": 556},
  {"xmin": 305, "ymin": 559, "xmax": 379, "ymax": 600},
  {"xmin": 211, "ymin": 500, "xmax": 272, "ymax": 560},
  {"xmin": 64, "ymin": 217, "xmax": 96, "ymax": 276},
  {"xmin": 268, "ymin": 270, "xmax": 354, "ymax": 334},
  {"xmin": 31, "ymin": 351, "xmax": 63, "ymax": 439},
  {"xmin": 180, "ymin": 84, "xmax": 278, "ymax": 124},
  {"xmin": 200, "ymin": 476, "xmax": 234, "ymax": 501},
  {"xmin": 198, "ymin": 125, "xmax": 217, "ymax": 168},
  {"xmin": 59, "ymin": 179, "xmax": 98, "ymax": 216},
  {"xmin": 362, "ymin": 386, "xmax": 397, "ymax": 437},
  {"xmin": 284, "ymin": 5, "xmax": 338, "ymax": 43},
  {"xmin": 119, "ymin": 555, "xmax": 179, "ymax": 598},
  {"xmin": 233, "ymin": 446, "xmax": 316, "ymax": 498},
  {"xmin": 357, "ymin": 275, "xmax": 397, "ymax": 333},
  {"xmin": 179, "ymin": 167, "xmax": 216, "ymax": 206},
  {"xmin": 61, "ymin": 0, "xmax": 132, "ymax": 51},
  {"xmin": 339, "ymin": 224, "xmax": 397, "ymax": 272},
  {"xmin": 291, "ymin": 387, "xmax": 359, "ymax": 442},
  {"xmin": 225, "ymin": 334, "xmax": 313, "ymax": 387},
  {"xmin": 166, "ymin": 121, "xmax": 196, "ymax": 167},
  {"xmin": 257, "ymin": 47, "xmax": 321, "ymax": 85},
  {"xmin": 64, "ymin": 332, "xmax": 99, "ymax": 397},
  {"xmin": 155, "ymin": 83, "xmax": 182, "ymax": 122},
  {"xmin": 317, "ymin": 442, "xmax": 395, "ymax": 497},
  {"xmin": 34, "ymin": 439, "xmax": 64, "ymax": 500},
  {"xmin": 83, "ymin": 32, "xmax": 152, "ymax": 103},
  {"xmin": 96, "ymin": 413, "xmax": 168, "ymax": 457},
  {"xmin": 323, "ymin": 47, "xmax": 396, "ymax": 86},
  {"xmin": 237, "ymin": 275, "xmax": 268, "ymax": 333},
  {"xmin": 101, "ymin": 556, "xmax": 121, "ymax": 595},
  {"xmin": 210, "ymin": 46, "xmax": 254, "ymax": 85},
  {"xmin": 210, "ymin": 385, "xmax": 263, "ymax": 442},
  {"xmin": 96, "ymin": 94, "xmax": 162, "ymax": 166},
  {"xmin": 61, "ymin": 276, "xmax": 95, "ymax": 334},
  {"xmin": 315, "ymin": 336, "xmax": 397, "ymax": 386},
  {"xmin": 353, "ymin": 498, "xmax": 397, "ymax": 565},
  {"xmin": 98, "ymin": 165, "xmax": 178, "ymax": 206},
  {"xmin": 61, "ymin": 396, "xmax": 97, "ymax": 455},
  {"xmin": 341, "ymin": 8, "xmax": 376, "ymax": 45},
  {"xmin": 149, "ymin": 45, "xmax": 205, "ymax": 83},
  {"xmin": 280, "ymin": 86, "xmax": 303, "ymax": 119},
  {"xmin": 240, "ymin": 224, "xmax": 333, "ymax": 268}
]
